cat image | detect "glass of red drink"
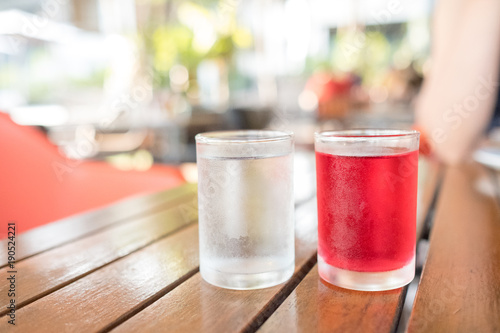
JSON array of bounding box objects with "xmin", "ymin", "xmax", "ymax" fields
[{"xmin": 315, "ymin": 129, "xmax": 419, "ymax": 291}]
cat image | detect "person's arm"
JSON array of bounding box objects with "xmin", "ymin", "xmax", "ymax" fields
[{"xmin": 415, "ymin": 0, "xmax": 500, "ymax": 165}]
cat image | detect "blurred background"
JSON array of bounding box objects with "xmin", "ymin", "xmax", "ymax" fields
[{"xmin": 0, "ymin": 0, "xmax": 432, "ymax": 167}]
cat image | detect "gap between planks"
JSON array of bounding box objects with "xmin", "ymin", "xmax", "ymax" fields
[
  {"xmin": 98, "ymin": 267, "xmax": 200, "ymax": 333},
  {"xmin": 241, "ymin": 252, "xmax": 318, "ymax": 333}
]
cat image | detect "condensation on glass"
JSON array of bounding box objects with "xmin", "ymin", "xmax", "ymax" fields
[{"xmin": 196, "ymin": 130, "xmax": 295, "ymax": 290}]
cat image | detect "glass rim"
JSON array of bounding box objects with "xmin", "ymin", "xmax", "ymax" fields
[
  {"xmin": 195, "ymin": 130, "xmax": 293, "ymax": 144},
  {"xmin": 315, "ymin": 129, "xmax": 419, "ymax": 141}
]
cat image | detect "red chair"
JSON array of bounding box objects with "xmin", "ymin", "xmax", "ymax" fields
[{"xmin": 0, "ymin": 112, "xmax": 185, "ymax": 237}]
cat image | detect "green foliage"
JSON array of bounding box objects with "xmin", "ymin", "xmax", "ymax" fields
[{"xmin": 142, "ymin": 1, "xmax": 251, "ymax": 88}]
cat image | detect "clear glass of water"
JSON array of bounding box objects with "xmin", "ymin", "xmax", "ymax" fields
[{"xmin": 196, "ymin": 130, "xmax": 295, "ymax": 290}]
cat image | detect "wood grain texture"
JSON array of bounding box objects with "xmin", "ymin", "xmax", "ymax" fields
[
  {"xmin": 490, "ymin": 169, "xmax": 500, "ymax": 206},
  {"xmin": 0, "ymin": 223, "xmax": 200, "ymax": 333},
  {"xmin": 0, "ymin": 194, "xmax": 197, "ymax": 316},
  {"xmin": 260, "ymin": 265, "xmax": 406, "ymax": 333},
  {"xmin": 112, "ymin": 199, "xmax": 319, "ymax": 333},
  {"xmin": 407, "ymin": 163, "xmax": 500, "ymax": 333},
  {"xmin": 0, "ymin": 183, "xmax": 196, "ymax": 267}
]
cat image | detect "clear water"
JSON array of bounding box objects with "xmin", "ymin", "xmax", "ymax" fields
[{"xmin": 197, "ymin": 153, "xmax": 294, "ymax": 287}]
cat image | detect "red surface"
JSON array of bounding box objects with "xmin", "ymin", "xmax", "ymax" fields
[
  {"xmin": 305, "ymin": 73, "xmax": 352, "ymax": 102},
  {"xmin": 0, "ymin": 112, "xmax": 185, "ymax": 237},
  {"xmin": 316, "ymin": 150, "xmax": 418, "ymax": 272}
]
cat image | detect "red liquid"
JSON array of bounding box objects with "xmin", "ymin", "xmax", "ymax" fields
[{"xmin": 316, "ymin": 150, "xmax": 418, "ymax": 272}]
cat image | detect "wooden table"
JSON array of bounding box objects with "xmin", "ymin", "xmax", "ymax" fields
[{"xmin": 1, "ymin": 159, "xmax": 499, "ymax": 332}]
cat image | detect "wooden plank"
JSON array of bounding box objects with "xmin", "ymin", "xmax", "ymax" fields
[
  {"xmin": 260, "ymin": 265, "xmax": 406, "ymax": 333},
  {"xmin": 0, "ymin": 194, "xmax": 197, "ymax": 316},
  {"xmin": 407, "ymin": 164, "xmax": 500, "ymax": 332},
  {"xmin": 489, "ymin": 169, "xmax": 500, "ymax": 207},
  {"xmin": 111, "ymin": 199, "xmax": 319, "ymax": 333},
  {"xmin": 0, "ymin": 183, "xmax": 196, "ymax": 267},
  {"xmin": 0, "ymin": 223, "xmax": 200, "ymax": 332},
  {"xmin": 416, "ymin": 159, "xmax": 442, "ymax": 239}
]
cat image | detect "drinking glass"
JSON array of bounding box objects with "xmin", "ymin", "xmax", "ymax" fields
[
  {"xmin": 315, "ymin": 129, "xmax": 419, "ymax": 291},
  {"xmin": 196, "ymin": 130, "xmax": 294, "ymax": 290}
]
